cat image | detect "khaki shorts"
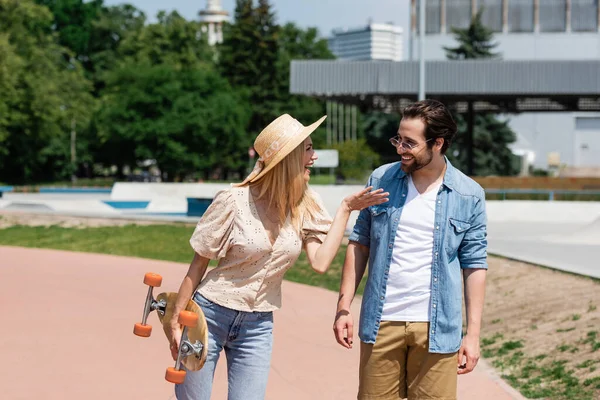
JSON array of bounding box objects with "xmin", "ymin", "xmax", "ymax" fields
[{"xmin": 358, "ymin": 321, "xmax": 457, "ymax": 400}]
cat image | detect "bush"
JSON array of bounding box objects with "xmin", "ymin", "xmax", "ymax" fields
[{"xmin": 333, "ymin": 139, "xmax": 380, "ymax": 183}]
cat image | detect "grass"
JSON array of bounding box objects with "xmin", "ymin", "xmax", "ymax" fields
[
  {"xmin": 481, "ymin": 330, "xmax": 600, "ymax": 400},
  {"xmin": 0, "ymin": 223, "xmax": 362, "ymax": 295}
]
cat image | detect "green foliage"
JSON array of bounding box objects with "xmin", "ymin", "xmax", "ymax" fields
[
  {"xmin": 0, "ymin": 0, "xmax": 94, "ymax": 184},
  {"xmin": 1, "ymin": 0, "xmax": 379, "ymax": 184},
  {"xmin": 444, "ymin": 10, "xmax": 499, "ymax": 60},
  {"xmin": 447, "ymin": 114, "xmax": 520, "ymax": 176},
  {"xmin": 96, "ymin": 62, "xmax": 251, "ymax": 180},
  {"xmin": 333, "ymin": 139, "xmax": 381, "ymax": 182},
  {"xmin": 117, "ymin": 11, "xmax": 214, "ymax": 69},
  {"xmin": 362, "ymin": 111, "xmax": 401, "ymax": 165}
]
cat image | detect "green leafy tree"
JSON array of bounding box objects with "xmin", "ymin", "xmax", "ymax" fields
[
  {"xmin": 96, "ymin": 62, "xmax": 251, "ymax": 181},
  {"xmin": 34, "ymin": 0, "xmax": 103, "ymax": 62},
  {"xmin": 276, "ymin": 23, "xmax": 334, "ymax": 148},
  {"xmin": 219, "ymin": 0, "xmax": 280, "ymax": 136},
  {"xmin": 117, "ymin": 11, "xmax": 214, "ymax": 69},
  {"xmin": 0, "ymin": 0, "xmax": 94, "ymax": 184},
  {"xmin": 443, "ymin": 10, "xmax": 499, "ymax": 60},
  {"xmin": 444, "ymin": 10, "xmax": 519, "ymax": 176},
  {"xmin": 87, "ymin": 4, "xmax": 146, "ymax": 92},
  {"xmin": 333, "ymin": 139, "xmax": 381, "ymax": 182}
]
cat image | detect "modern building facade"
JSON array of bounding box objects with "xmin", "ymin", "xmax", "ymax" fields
[
  {"xmin": 410, "ymin": 0, "xmax": 600, "ymax": 172},
  {"xmin": 328, "ymin": 23, "xmax": 404, "ymax": 61}
]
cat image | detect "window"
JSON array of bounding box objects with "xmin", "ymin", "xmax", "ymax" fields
[
  {"xmin": 477, "ymin": 0, "xmax": 503, "ymax": 32},
  {"xmin": 540, "ymin": 0, "xmax": 566, "ymax": 32},
  {"xmin": 572, "ymin": 0, "xmax": 599, "ymax": 32},
  {"xmin": 509, "ymin": 0, "xmax": 535, "ymax": 32},
  {"xmin": 446, "ymin": 0, "xmax": 473, "ymax": 30},
  {"xmin": 416, "ymin": 0, "xmax": 442, "ymax": 33}
]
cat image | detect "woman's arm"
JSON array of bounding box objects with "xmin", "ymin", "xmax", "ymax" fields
[
  {"xmin": 304, "ymin": 187, "xmax": 387, "ymax": 273},
  {"xmin": 167, "ymin": 252, "xmax": 210, "ymax": 359}
]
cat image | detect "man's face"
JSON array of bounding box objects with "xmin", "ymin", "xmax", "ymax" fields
[{"xmin": 395, "ymin": 118, "xmax": 434, "ymax": 174}]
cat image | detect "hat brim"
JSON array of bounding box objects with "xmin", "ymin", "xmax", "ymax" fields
[{"xmin": 241, "ymin": 115, "xmax": 327, "ymax": 185}]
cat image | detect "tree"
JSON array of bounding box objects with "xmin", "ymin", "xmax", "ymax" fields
[
  {"xmin": 34, "ymin": 0, "xmax": 103, "ymax": 63},
  {"xmin": 87, "ymin": 4, "xmax": 146, "ymax": 92},
  {"xmin": 117, "ymin": 11, "xmax": 214, "ymax": 69},
  {"xmin": 0, "ymin": 0, "xmax": 94, "ymax": 184},
  {"xmin": 444, "ymin": 10, "xmax": 499, "ymax": 60},
  {"xmin": 219, "ymin": 0, "xmax": 280, "ymax": 136},
  {"xmin": 96, "ymin": 62, "xmax": 251, "ymax": 181},
  {"xmin": 276, "ymin": 23, "xmax": 334, "ymax": 148},
  {"xmin": 444, "ymin": 10, "xmax": 519, "ymax": 176}
]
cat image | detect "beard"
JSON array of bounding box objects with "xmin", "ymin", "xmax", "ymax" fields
[{"xmin": 400, "ymin": 146, "xmax": 434, "ymax": 174}]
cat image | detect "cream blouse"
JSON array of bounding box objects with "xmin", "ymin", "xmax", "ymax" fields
[{"xmin": 189, "ymin": 186, "xmax": 332, "ymax": 312}]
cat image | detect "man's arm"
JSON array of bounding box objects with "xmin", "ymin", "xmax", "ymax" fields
[
  {"xmin": 457, "ymin": 193, "xmax": 488, "ymax": 374},
  {"xmin": 333, "ymin": 241, "xmax": 369, "ymax": 349},
  {"xmin": 458, "ymin": 268, "xmax": 486, "ymax": 374}
]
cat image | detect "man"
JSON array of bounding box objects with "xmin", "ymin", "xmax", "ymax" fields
[{"xmin": 334, "ymin": 100, "xmax": 488, "ymax": 400}]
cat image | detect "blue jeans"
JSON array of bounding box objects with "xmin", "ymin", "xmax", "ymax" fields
[{"xmin": 174, "ymin": 293, "xmax": 274, "ymax": 400}]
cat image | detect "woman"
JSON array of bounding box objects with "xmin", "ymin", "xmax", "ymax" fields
[{"xmin": 170, "ymin": 114, "xmax": 388, "ymax": 400}]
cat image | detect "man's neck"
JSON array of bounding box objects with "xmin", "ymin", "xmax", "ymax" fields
[{"xmin": 410, "ymin": 156, "xmax": 447, "ymax": 192}]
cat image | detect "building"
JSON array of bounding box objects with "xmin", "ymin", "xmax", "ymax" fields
[
  {"xmin": 199, "ymin": 0, "xmax": 229, "ymax": 46},
  {"xmin": 328, "ymin": 23, "xmax": 404, "ymax": 61},
  {"xmin": 410, "ymin": 0, "xmax": 600, "ymax": 172}
]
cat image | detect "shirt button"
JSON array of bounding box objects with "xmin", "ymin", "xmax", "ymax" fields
[
  {"xmin": 434, "ymin": 278, "xmax": 438, "ymax": 282},
  {"xmin": 436, "ymin": 225, "xmax": 439, "ymax": 230},
  {"xmin": 380, "ymin": 296, "xmax": 385, "ymax": 300},
  {"xmin": 433, "ymin": 304, "xmax": 437, "ymax": 308},
  {"xmin": 431, "ymin": 330, "xmax": 435, "ymax": 334},
  {"xmin": 438, "ymin": 200, "xmax": 441, "ymax": 204},
  {"xmin": 402, "ymin": 194, "xmax": 406, "ymax": 197},
  {"xmin": 389, "ymin": 244, "xmax": 393, "ymax": 249},
  {"xmin": 435, "ymin": 252, "xmax": 439, "ymax": 256}
]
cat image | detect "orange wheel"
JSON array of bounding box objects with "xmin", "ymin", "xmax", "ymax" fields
[
  {"xmin": 165, "ymin": 367, "xmax": 186, "ymax": 384},
  {"xmin": 133, "ymin": 323, "xmax": 152, "ymax": 337},
  {"xmin": 178, "ymin": 310, "xmax": 198, "ymax": 327},
  {"xmin": 143, "ymin": 272, "xmax": 162, "ymax": 287}
]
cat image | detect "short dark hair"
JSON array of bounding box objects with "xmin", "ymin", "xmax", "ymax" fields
[{"xmin": 401, "ymin": 99, "xmax": 457, "ymax": 154}]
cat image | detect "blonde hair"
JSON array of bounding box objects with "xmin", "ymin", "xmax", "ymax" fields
[{"xmin": 242, "ymin": 139, "xmax": 321, "ymax": 233}]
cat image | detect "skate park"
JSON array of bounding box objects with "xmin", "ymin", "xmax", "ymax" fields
[{"xmin": 0, "ymin": 182, "xmax": 598, "ymax": 399}]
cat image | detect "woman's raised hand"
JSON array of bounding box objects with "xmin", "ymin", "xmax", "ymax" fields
[{"xmin": 343, "ymin": 186, "xmax": 389, "ymax": 212}]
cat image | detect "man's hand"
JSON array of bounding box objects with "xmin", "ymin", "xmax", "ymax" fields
[
  {"xmin": 457, "ymin": 334, "xmax": 480, "ymax": 374},
  {"xmin": 333, "ymin": 310, "xmax": 354, "ymax": 349}
]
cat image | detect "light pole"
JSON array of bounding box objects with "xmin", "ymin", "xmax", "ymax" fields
[{"xmin": 418, "ymin": 0, "xmax": 426, "ymax": 101}]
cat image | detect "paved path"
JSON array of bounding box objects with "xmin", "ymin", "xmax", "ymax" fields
[{"xmin": 0, "ymin": 246, "xmax": 523, "ymax": 399}]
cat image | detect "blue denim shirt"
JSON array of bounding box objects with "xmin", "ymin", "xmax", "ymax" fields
[{"xmin": 349, "ymin": 158, "xmax": 488, "ymax": 353}]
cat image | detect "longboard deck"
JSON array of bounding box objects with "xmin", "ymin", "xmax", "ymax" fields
[{"xmin": 156, "ymin": 292, "xmax": 209, "ymax": 371}]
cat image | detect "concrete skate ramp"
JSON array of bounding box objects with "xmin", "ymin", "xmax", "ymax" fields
[
  {"xmin": 486, "ymin": 202, "xmax": 600, "ymax": 279},
  {"xmin": 0, "ymin": 247, "xmax": 521, "ymax": 400},
  {"xmin": 111, "ymin": 183, "xmax": 365, "ymax": 228}
]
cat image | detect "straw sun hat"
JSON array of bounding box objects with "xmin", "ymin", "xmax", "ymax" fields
[{"xmin": 239, "ymin": 114, "xmax": 327, "ymax": 185}]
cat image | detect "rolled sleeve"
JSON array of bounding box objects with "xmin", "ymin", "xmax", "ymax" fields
[{"xmin": 459, "ymin": 193, "xmax": 488, "ymax": 269}]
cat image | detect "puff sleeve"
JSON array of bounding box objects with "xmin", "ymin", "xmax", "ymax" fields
[
  {"xmin": 189, "ymin": 189, "xmax": 236, "ymax": 259},
  {"xmin": 301, "ymin": 191, "xmax": 333, "ymax": 245}
]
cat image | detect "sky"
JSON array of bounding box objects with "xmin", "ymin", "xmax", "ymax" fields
[{"xmin": 104, "ymin": 0, "xmax": 412, "ymax": 48}]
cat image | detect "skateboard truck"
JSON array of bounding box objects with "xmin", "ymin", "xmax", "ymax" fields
[
  {"xmin": 133, "ymin": 273, "xmax": 164, "ymax": 337},
  {"xmin": 166, "ymin": 310, "xmax": 199, "ymax": 384},
  {"xmin": 133, "ymin": 272, "xmax": 206, "ymax": 384}
]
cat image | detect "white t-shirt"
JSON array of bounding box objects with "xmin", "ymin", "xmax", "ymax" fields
[{"xmin": 381, "ymin": 176, "xmax": 441, "ymax": 322}]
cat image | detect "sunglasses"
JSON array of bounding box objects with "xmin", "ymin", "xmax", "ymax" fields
[{"xmin": 389, "ymin": 137, "xmax": 434, "ymax": 151}]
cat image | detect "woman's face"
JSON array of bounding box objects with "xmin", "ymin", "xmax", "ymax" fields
[{"xmin": 303, "ymin": 137, "xmax": 317, "ymax": 182}]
